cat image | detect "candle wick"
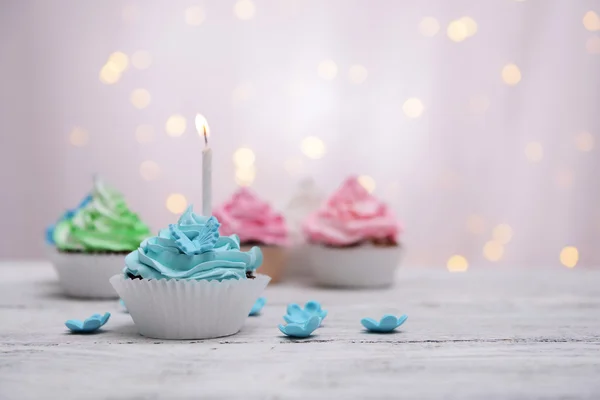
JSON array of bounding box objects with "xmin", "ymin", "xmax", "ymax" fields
[{"xmin": 203, "ymin": 126, "xmax": 208, "ymax": 146}]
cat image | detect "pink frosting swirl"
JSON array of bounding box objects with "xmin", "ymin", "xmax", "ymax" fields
[
  {"xmin": 303, "ymin": 177, "xmax": 401, "ymax": 246},
  {"xmin": 213, "ymin": 188, "xmax": 288, "ymax": 246}
]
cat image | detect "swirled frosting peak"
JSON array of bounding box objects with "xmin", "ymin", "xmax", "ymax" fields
[
  {"xmin": 53, "ymin": 178, "xmax": 151, "ymax": 252},
  {"xmin": 303, "ymin": 176, "xmax": 401, "ymax": 246},
  {"xmin": 124, "ymin": 205, "xmax": 263, "ymax": 281},
  {"xmin": 213, "ymin": 188, "xmax": 288, "ymax": 246}
]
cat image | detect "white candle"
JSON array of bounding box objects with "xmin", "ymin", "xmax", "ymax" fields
[{"xmin": 196, "ymin": 114, "xmax": 212, "ymax": 216}]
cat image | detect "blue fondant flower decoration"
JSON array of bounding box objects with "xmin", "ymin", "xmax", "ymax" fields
[
  {"xmin": 249, "ymin": 297, "xmax": 266, "ymax": 316},
  {"xmin": 65, "ymin": 312, "xmax": 111, "ymax": 333},
  {"xmin": 283, "ymin": 300, "xmax": 328, "ymax": 324},
  {"xmin": 119, "ymin": 299, "xmax": 129, "ymax": 313},
  {"xmin": 278, "ymin": 315, "xmax": 321, "ymax": 338},
  {"xmin": 361, "ymin": 314, "xmax": 408, "ymax": 333},
  {"xmin": 169, "ymin": 212, "xmax": 220, "ymax": 255}
]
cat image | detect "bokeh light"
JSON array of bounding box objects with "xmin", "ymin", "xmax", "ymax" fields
[
  {"xmin": 358, "ymin": 175, "xmax": 376, "ymax": 193},
  {"xmin": 135, "ymin": 124, "xmax": 154, "ymax": 144},
  {"xmin": 575, "ymin": 131, "xmax": 594, "ymax": 152},
  {"xmin": 130, "ymin": 88, "xmax": 151, "ymax": 109},
  {"xmin": 447, "ymin": 255, "xmax": 468, "ymax": 272},
  {"xmin": 402, "ymin": 98, "xmax": 424, "ymax": 119},
  {"xmin": 583, "ymin": 11, "xmax": 600, "ymax": 31},
  {"xmin": 234, "ymin": 0, "xmax": 256, "ymax": 20},
  {"xmin": 166, "ymin": 193, "xmax": 188, "ymax": 214},
  {"xmin": 301, "ymin": 136, "xmax": 326, "ymax": 159},
  {"xmin": 235, "ymin": 165, "xmax": 256, "ymax": 186},
  {"xmin": 483, "ymin": 240, "xmax": 504, "ymax": 262},
  {"xmin": 419, "ymin": 17, "xmax": 440, "ymax": 37},
  {"xmin": 560, "ymin": 246, "xmax": 579, "ymax": 268},
  {"xmin": 185, "ymin": 6, "xmax": 205, "ymax": 26},
  {"xmin": 460, "ymin": 16, "xmax": 478, "ymax": 37},
  {"xmin": 318, "ymin": 60, "xmax": 338, "ymax": 80},
  {"xmin": 139, "ymin": 160, "xmax": 160, "ymax": 181},
  {"xmin": 348, "ymin": 65, "xmax": 368, "ymax": 84},
  {"xmin": 69, "ymin": 127, "xmax": 89, "ymax": 147},
  {"xmin": 108, "ymin": 52, "xmax": 129, "ymax": 72},
  {"xmin": 131, "ymin": 50, "xmax": 152, "ymax": 70},
  {"xmin": 447, "ymin": 19, "xmax": 468, "ymax": 42},
  {"xmin": 525, "ymin": 142, "xmax": 543, "ymax": 163},
  {"xmin": 165, "ymin": 115, "xmax": 187, "ymax": 137},
  {"xmin": 502, "ymin": 63, "xmax": 522, "ymax": 85},
  {"xmin": 233, "ymin": 147, "xmax": 256, "ymax": 168},
  {"xmin": 99, "ymin": 63, "xmax": 121, "ymax": 85},
  {"xmin": 492, "ymin": 224, "xmax": 513, "ymax": 244}
]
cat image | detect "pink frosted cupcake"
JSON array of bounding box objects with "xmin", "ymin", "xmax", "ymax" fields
[
  {"xmin": 213, "ymin": 188, "xmax": 288, "ymax": 283},
  {"xmin": 303, "ymin": 176, "xmax": 403, "ymax": 288}
]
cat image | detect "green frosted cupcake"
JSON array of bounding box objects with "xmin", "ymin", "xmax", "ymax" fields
[{"xmin": 50, "ymin": 177, "xmax": 151, "ymax": 298}]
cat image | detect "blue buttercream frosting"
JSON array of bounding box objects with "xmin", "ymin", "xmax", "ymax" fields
[
  {"xmin": 124, "ymin": 205, "xmax": 263, "ymax": 281},
  {"xmin": 45, "ymin": 194, "xmax": 92, "ymax": 245}
]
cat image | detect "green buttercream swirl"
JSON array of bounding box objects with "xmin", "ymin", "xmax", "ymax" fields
[{"xmin": 53, "ymin": 179, "xmax": 151, "ymax": 252}]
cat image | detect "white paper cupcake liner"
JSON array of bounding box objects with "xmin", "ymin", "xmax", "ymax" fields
[
  {"xmin": 306, "ymin": 244, "xmax": 402, "ymax": 288},
  {"xmin": 50, "ymin": 250, "xmax": 125, "ymax": 298},
  {"xmin": 110, "ymin": 274, "xmax": 271, "ymax": 340}
]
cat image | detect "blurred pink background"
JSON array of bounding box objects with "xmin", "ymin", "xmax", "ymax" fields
[{"xmin": 1, "ymin": 0, "xmax": 599, "ymax": 269}]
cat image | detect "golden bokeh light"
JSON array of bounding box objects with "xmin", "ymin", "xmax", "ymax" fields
[
  {"xmin": 357, "ymin": 175, "xmax": 376, "ymax": 193},
  {"xmin": 69, "ymin": 127, "xmax": 89, "ymax": 147},
  {"xmin": 185, "ymin": 6, "xmax": 205, "ymax": 26},
  {"xmin": 525, "ymin": 141, "xmax": 543, "ymax": 163},
  {"xmin": 575, "ymin": 131, "xmax": 594, "ymax": 152},
  {"xmin": 466, "ymin": 214, "xmax": 486, "ymax": 235},
  {"xmin": 233, "ymin": 147, "xmax": 256, "ymax": 168},
  {"xmin": 235, "ymin": 165, "xmax": 256, "ymax": 186},
  {"xmin": 165, "ymin": 114, "xmax": 187, "ymax": 137},
  {"xmin": 139, "ymin": 160, "xmax": 161, "ymax": 181},
  {"xmin": 108, "ymin": 52, "xmax": 129, "ymax": 72},
  {"xmin": 447, "ymin": 19, "xmax": 468, "ymax": 42},
  {"xmin": 419, "ymin": 17, "xmax": 440, "ymax": 37},
  {"xmin": 502, "ymin": 63, "xmax": 522, "ymax": 86},
  {"xmin": 447, "ymin": 255, "xmax": 468, "ymax": 272},
  {"xmin": 560, "ymin": 246, "xmax": 579, "ymax": 268},
  {"xmin": 131, "ymin": 50, "xmax": 152, "ymax": 70},
  {"xmin": 586, "ymin": 36, "xmax": 600, "ymax": 54},
  {"xmin": 121, "ymin": 4, "xmax": 140, "ymax": 23},
  {"xmin": 301, "ymin": 136, "xmax": 326, "ymax": 159},
  {"xmin": 284, "ymin": 157, "xmax": 305, "ymax": 177},
  {"xmin": 460, "ymin": 16, "xmax": 478, "ymax": 37},
  {"xmin": 130, "ymin": 88, "xmax": 151, "ymax": 109},
  {"xmin": 492, "ymin": 224, "xmax": 513, "ymax": 244},
  {"xmin": 402, "ymin": 98, "xmax": 424, "ymax": 119},
  {"xmin": 232, "ymin": 82, "xmax": 254, "ymax": 105},
  {"xmin": 135, "ymin": 124, "xmax": 154, "ymax": 144},
  {"xmin": 166, "ymin": 193, "xmax": 188, "ymax": 214},
  {"xmin": 483, "ymin": 240, "xmax": 504, "ymax": 262},
  {"xmin": 583, "ymin": 11, "xmax": 600, "ymax": 31},
  {"xmin": 99, "ymin": 63, "xmax": 121, "ymax": 85},
  {"xmin": 234, "ymin": 0, "xmax": 256, "ymax": 20},
  {"xmin": 317, "ymin": 60, "xmax": 338, "ymax": 80},
  {"xmin": 348, "ymin": 65, "xmax": 368, "ymax": 84}
]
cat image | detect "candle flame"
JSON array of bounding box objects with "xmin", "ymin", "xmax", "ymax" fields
[{"xmin": 195, "ymin": 114, "xmax": 210, "ymax": 145}]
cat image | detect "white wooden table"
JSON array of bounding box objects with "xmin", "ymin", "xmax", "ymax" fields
[{"xmin": 1, "ymin": 262, "xmax": 599, "ymax": 399}]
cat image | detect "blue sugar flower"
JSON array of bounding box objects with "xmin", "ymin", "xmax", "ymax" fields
[
  {"xmin": 249, "ymin": 297, "xmax": 266, "ymax": 316},
  {"xmin": 283, "ymin": 300, "xmax": 328, "ymax": 324},
  {"xmin": 361, "ymin": 314, "xmax": 408, "ymax": 333},
  {"xmin": 278, "ymin": 315, "xmax": 321, "ymax": 338},
  {"xmin": 65, "ymin": 312, "xmax": 111, "ymax": 333}
]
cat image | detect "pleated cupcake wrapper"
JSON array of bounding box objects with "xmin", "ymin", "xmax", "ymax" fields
[
  {"xmin": 51, "ymin": 250, "xmax": 124, "ymax": 299},
  {"xmin": 306, "ymin": 244, "xmax": 402, "ymax": 288},
  {"xmin": 110, "ymin": 274, "xmax": 271, "ymax": 340}
]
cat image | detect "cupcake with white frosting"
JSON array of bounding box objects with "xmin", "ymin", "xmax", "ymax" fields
[
  {"xmin": 110, "ymin": 205, "xmax": 269, "ymax": 340},
  {"xmin": 303, "ymin": 176, "xmax": 403, "ymax": 288}
]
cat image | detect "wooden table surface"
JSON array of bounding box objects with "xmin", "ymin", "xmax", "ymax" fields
[{"xmin": 1, "ymin": 262, "xmax": 599, "ymax": 399}]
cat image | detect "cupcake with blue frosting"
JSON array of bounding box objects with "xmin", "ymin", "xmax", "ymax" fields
[
  {"xmin": 48, "ymin": 177, "xmax": 151, "ymax": 298},
  {"xmin": 110, "ymin": 205, "xmax": 270, "ymax": 340}
]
